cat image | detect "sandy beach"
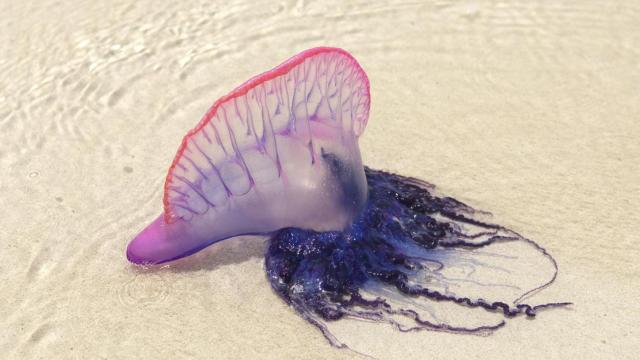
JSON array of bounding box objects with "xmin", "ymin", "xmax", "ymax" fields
[{"xmin": 2, "ymin": 1, "xmax": 639, "ymax": 359}]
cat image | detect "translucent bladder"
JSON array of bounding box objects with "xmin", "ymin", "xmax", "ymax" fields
[{"xmin": 127, "ymin": 48, "xmax": 371, "ymax": 265}]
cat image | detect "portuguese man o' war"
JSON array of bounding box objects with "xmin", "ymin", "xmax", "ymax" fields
[{"xmin": 127, "ymin": 47, "xmax": 569, "ymax": 349}]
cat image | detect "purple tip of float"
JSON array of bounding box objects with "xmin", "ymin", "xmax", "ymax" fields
[
  {"xmin": 126, "ymin": 215, "xmax": 210, "ymax": 265},
  {"xmin": 125, "ymin": 244, "xmax": 145, "ymax": 265},
  {"xmin": 126, "ymin": 216, "xmax": 168, "ymax": 265}
]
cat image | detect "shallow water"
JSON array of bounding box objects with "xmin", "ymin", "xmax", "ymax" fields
[{"xmin": 2, "ymin": 1, "xmax": 639, "ymax": 359}]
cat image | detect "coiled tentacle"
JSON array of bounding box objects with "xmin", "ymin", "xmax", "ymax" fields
[{"xmin": 265, "ymin": 167, "xmax": 570, "ymax": 348}]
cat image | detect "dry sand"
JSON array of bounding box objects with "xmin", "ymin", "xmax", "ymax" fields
[{"xmin": 1, "ymin": 1, "xmax": 639, "ymax": 359}]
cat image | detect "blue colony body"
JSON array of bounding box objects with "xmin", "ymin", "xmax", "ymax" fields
[{"xmin": 266, "ymin": 167, "xmax": 569, "ymax": 347}]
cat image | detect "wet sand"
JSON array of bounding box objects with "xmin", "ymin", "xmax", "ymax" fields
[{"xmin": 1, "ymin": 1, "xmax": 639, "ymax": 359}]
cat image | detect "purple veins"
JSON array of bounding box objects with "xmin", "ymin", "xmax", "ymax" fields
[
  {"xmin": 126, "ymin": 47, "xmax": 568, "ymax": 350},
  {"xmin": 128, "ymin": 48, "xmax": 370, "ymax": 265}
]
